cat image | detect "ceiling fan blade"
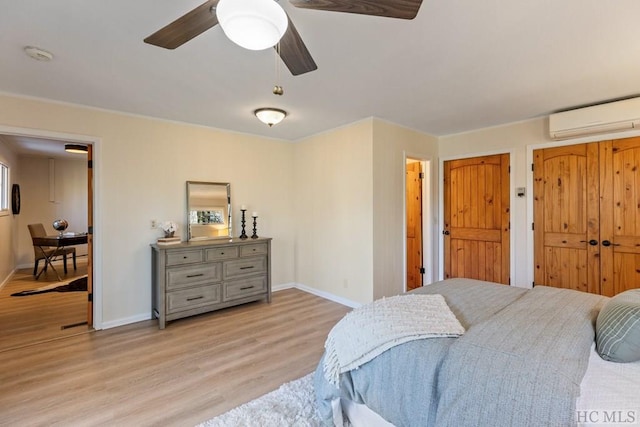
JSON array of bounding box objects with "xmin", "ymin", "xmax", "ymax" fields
[
  {"xmin": 144, "ymin": 0, "xmax": 220, "ymax": 49},
  {"xmin": 276, "ymin": 16, "xmax": 317, "ymax": 76},
  {"xmin": 289, "ymin": 0, "xmax": 422, "ymax": 20}
]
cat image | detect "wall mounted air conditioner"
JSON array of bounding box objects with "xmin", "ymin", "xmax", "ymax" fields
[{"xmin": 549, "ymin": 97, "xmax": 640, "ymax": 140}]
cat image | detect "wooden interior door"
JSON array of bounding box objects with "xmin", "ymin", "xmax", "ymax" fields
[
  {"xmin": 87, "ymin": 145, "xmax": 93, "ymax": 326},
  {"xmin": 600, "ymin": 137, "xmax": 640, "ymax": 296},
  {"xmin": 444, "ymin": 154, "xmax": 510, "ymax": 284},
  {"xmin": 406, "ymin": 161, "xmax": 423, "ymax": 290},
  {"xmin": 533, "ymin": 144, "xmax": 600, "ymax": 293}
]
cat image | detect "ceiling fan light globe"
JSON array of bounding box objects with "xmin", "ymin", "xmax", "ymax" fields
[{"xmin": 217, "ymin": 0, "xmax": 288, "ymax": 51}]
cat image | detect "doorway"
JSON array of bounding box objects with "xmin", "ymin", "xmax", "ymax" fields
[
  {"xmin": 0, "ymin": 130, "xmax": 96, "ymax": 350},
  {"xmin": 406, "ymin": 159, "xmax": 424, "ymax": 290},
  {"xmin": 405, "ymin": 156, "xmax": 432, "ymax": 291}
]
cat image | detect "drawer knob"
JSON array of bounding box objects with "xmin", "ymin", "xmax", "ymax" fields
[
  {"xmin": 186, "ymin": 273, "xmax": 204, "ymax": 278},
  {"xmin": 240, "ymin": 266, "xmax": 254, "ymax": 270},
  {"xmin": 187, "ymin": 296, "xmax": 204, "ymax": 301},
  {"xmin": 183, "ymin": 256, "xmax": 188, "ymax": 259},
  {"xmin": 240, "ymin": 286, "xmax": 255, "ymax": 290},
  {"xmin": 221, "ymin": 252, "xmax": 224, "ymax": 255}
]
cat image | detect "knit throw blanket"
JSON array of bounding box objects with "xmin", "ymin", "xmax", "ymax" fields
[{"xmin": 323, "ymin": 294, "xmax": 465, "ymax": 386}]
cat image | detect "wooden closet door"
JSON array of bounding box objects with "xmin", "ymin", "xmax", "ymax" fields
[
  {"xmin": 533, "ymin": 144, "xmax": 600, "ymax": 293},
  {"xmin": 444, "ymin": 154, "xmax": 510, "ymax": 284},
  {"xmin": 600, "ymin": 137, "xmax": 640, "ymax": 296}
]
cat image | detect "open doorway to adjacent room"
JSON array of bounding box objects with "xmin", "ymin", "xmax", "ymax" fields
[
  {"xmin": 405, "ymin": 156, "xmax": 432, "ymax": 291},
  {"xmin": 0, "ymin": 133, "xmax": 94, "ymax": 351}
]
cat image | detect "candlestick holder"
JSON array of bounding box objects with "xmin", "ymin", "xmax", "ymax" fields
[
  {"xmin": 251, "ymin": 216, "xmax": 258, "ymax": 239},
  {"xmin": 239, "ymin": 209, "xmax": 248, "ymax": 239}
]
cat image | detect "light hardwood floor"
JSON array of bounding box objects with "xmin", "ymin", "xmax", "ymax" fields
[
  {"xmin": 0, "ymin": 285, "xmax": 350, "ymax": 426},
  {"xmin": 0, "ymin": 257, "xmax": 91, "ymax": 352}
]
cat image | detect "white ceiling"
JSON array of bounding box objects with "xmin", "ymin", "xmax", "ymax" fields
[{"xmin": 1, "ymin": 0, "xmax": 639, "ymax": 144}]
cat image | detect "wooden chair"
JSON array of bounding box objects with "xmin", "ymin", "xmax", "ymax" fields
[{"xmin": 28, "ymin": 223, "xmax": 77, "ymax": 276}]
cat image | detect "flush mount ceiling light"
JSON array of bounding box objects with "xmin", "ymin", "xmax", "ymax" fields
[
  {"xmin": 216, "ymin": 0, "xmax": 288, "ymax": 51},
  {"xmin": 64, "ymin": 144, "xmax": 88, "ymax": 154},
  {"xmin": 23, "ymin": 46, "xmax": 54, "ymax": 61},
  {"xmin": 254, "ymin": 108, "xmax": 287, "ymax": 127}
]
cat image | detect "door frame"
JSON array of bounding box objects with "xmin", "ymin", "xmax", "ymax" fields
[
  {"xmin": 0, "ymin": 124, "xmax": 103, "ymax": 329},
  {"xmin": 438, "ymin": 149, "xmax": 515, "ymax": 284},
  {"xmin": 402, "ymin": 153, "xmax": 434, "ymax": 291}
]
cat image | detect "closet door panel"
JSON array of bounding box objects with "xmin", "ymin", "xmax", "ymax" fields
[
  {"xmin": 600, "ymin": 137, "xmax": 640, "ymax": 296},
  {"xmin": 533, "ymin": 144, "xmax": 600, "ymax": 293}
]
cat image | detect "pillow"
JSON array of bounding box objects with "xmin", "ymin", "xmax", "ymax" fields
[{"xmin": 596, "ymin": 289, "xmax": 640, "ymax": 363}]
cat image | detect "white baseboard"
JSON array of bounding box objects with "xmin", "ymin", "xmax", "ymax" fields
[
  {"xmin": 272, "ymin": 282, "xmax": 296, "ymax": 292},
  {"xmin": 0, "ymin": 268, "xmax": 17, "ymax": 291},
  {"xmin": 100, "ymin": 313, "xmax": 151, "ymax": 330},
  {"xmin": 275, "ymin": 282, "xmax": 361, "ymax": 308},
  {"xmin": 101, "ymin": 283, "xmax": 358, "ymax": 331}
]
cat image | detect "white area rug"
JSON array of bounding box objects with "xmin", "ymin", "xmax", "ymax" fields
[{"xmin": 197, "ymin": 373, "xmax": 322, "ymax": 427}]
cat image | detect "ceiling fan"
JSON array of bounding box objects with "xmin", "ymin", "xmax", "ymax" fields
[{"xmin": 144, "ymin": 0, "xmax": 424, "ymax": 76}]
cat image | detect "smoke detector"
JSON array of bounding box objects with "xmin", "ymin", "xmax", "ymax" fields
[{"xmin": 24, "ymin": 46, "xmax": 53, "ymax": 61}]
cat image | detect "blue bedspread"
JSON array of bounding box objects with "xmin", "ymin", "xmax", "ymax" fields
[{"xmin": 315, "ymin": 278, "xmax": 606, "ymax": 427}]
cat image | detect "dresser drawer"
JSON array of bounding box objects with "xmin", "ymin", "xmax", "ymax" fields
[
  {"xmin": 166, "ymin": 249, "xmax": 203, "ymax": 266},
  {"xmin": 206, "ymin": 246, "xmax": 239, "ymax": 261},
  {"xmin": 167, "ymin": 264, "xmax": 222, "ymax": 291},
  {"xmin": 224, "ymin": 276, "xmax": 267, "ymax": 301},
  {"xmin": 240, "ymin": 243, "xmax": 268, "ymax": 257},
  {"xmin": 167, "ymin": 284, "xmax": 221, "ymax": 314},
  {"xmin": 224, "ymin": 256, "xmax": 266, "ymax": 279}
]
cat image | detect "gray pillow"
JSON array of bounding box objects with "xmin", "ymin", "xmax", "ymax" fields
[{"xmin": 596, "ymin": 289, "xmax": 640, "ymax": 363}]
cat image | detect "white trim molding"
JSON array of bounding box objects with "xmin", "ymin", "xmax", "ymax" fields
[
  {"xmin": 101, "ymin": 313, "xmax": 152, "ymax": 330},
  {"xmin": 274, "ymin": 282, "xmax": 361, "ymax": 308}
]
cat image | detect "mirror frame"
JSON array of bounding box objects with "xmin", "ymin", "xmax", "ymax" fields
[{"xmin": 186, "ymin": 181, "xmax": 232, "ymax": 241}]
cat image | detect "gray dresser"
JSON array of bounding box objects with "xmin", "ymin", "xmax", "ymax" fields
[{"xmin": 151, "ymin": 237, "xmax": 271, "ymax": 329}]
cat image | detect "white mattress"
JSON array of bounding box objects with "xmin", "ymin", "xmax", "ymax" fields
[{"xmin": 342, "ymin": 344, "xmax": 640, "ymax": 427}]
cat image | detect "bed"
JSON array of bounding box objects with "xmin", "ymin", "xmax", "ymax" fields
[{"xmin": 314, "ymin": 278, "xmax": 640, "ymax": 427}]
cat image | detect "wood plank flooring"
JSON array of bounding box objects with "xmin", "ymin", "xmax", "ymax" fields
[
  {"xmin": 0, "ymin": 257, "xmax": 91, "ymax": 352},
  {"xmin": 0, "ymin": 286, "xmax": 350, "ymax": 426}
]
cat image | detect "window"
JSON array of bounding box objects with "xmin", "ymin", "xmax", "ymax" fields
[{"xmin": 0, "ymin": 162, "xmax": 8, "ymax": 214}]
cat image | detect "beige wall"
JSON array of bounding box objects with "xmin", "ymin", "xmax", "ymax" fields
[
  {"xmin": 293, "ymin": 119, "xmax": 375, "ymax": 305},
  {"xmin": 0, "ymin": 136, "xmax": 18, "ymax": 285},
  {"xmin": 0, "ymin": 93, "xmax": 295, "ymax": 327},
  {"xmin": 6, "ymin": 93, "xmax": 602, "ymax": 324},
  {"xmin": 16, "ymin": 156, "xmax": 88, "ymax": 266},
  {"xmin": 3, "ymin": 94, "xmax": 442, "ymax": 325},
  {"xmin": 372, "ymin": 119, "xmax": 439, "ymax": 299},
  {"xmin": 293, "ymin": 119, "xmax": 439, "ymax": 304}
]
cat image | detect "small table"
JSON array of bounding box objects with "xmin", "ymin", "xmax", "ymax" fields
[{"xmin": 32, "ymin": 234, "xmax": 88, "ymax": 280}]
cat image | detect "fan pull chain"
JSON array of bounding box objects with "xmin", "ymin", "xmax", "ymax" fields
[{"xmin": 273, "ymin": 42, "xmax": 284, "ymax": 96}]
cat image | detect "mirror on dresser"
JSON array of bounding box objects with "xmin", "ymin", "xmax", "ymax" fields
[{"xmin": 186, "ymin": 181, "xmax": 232, "ymax": 241}]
